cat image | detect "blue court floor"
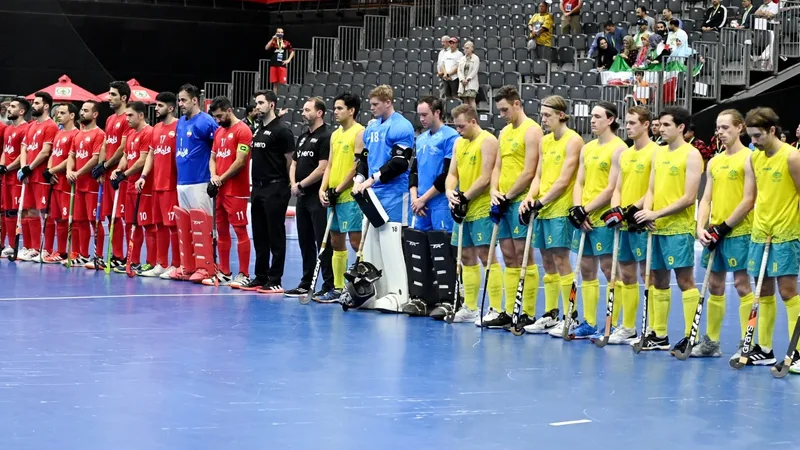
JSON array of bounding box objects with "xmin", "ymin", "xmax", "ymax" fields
[{"xmin": 1, "ymin": 235, "xmax": 799, "ymax": 450}]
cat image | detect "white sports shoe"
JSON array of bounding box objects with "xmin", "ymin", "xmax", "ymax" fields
[
  {"xmin": 229, "ymin": 272, "xmax": 251, "ymax": 289},
  {"xmin": 608, "ymin": 326, "xmax": 637, "ymax": 345},
  {"xmin": 159, "ymin": 266, "xmax": 177, "ymax": 280},
  {"xmin": 139, "ymin": 264, "xmax": 166, "ymax": 277},
  {"xmin": 1, "ymin": 247, "xmax": 12, "ymax": 257},
  {"xmin": 475, "ymin": 308, "xmax": 500, "ymax": 326},
  {"xmin": 201, "ymin": 272, "xmax": 232, "ymax": 286},
  {"xmin": 31, "ymin": 249, "xmax": 50, "ymax": 263},
  {"xmin": 548, "ymin": 319, "xmax": 577, "ymax": 337},
  {"xmin": 524, "ymin": 309, "xmax": 559, "ymax": 334},
  {"xmin": 20, "ymin": 248, "xmax": 38, "ymax": 262},
  {"xmin": 453, "ymin": 306, "xmax": 479, "ymax": 323}
]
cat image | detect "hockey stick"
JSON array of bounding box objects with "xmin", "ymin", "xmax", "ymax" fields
[
  {"xmin": 478, "ymin": 223, "xmax": 500, "ymax": 328},
  {"xmin": 510, "ymin": 214, "xmax": 536, "ymax": 336},
  {"xmin": 563, "ymin": 231, "xmax": 586, "ymax": 340},
  {"xmin": 633, "ymin": 232, "xmax": 653, "ymax": 354},
  {"xmin": 91, "ymin": 184, "xmax": 104, "ymax": 270},
  {"xmin": 674, "ymin": 248, "xmax": 715, "ymax": 360},
  {"xmin": 595, "ymin": 228, "xmax": 621, "ymax": 348},
  {"xmin": 772, "ymin": 312, "xmax": 800, "ymax": 378},
  {"xmin": 37, "ymin": 184, "xmax": 55, "ymax": 263},
  {"xmin": 9, "ymin": 182, "xmax": 26, "ymax": 262},
  {"xmin": 125, "ymin": 192, "xmax": 142, "ymax": 278},
  {"xmin": 105, "ymin": 187, "xmax": 121, "ymax": 274},
  {"xmin": 341, "ymin": 221, "xmax": 370, "ymax": 311},
  {"xmin": 444, "ymin": 221, "xmax": 465, "ymax": 324},
  {"xmin": 731, "ymin": 236, "xmax": 771, "ymax": 369},
  {"xmin": 302, "ymin": 210, "xmax": 334, "ymax": 305},
  {"xmin": 65, "ymin": 184, "xmax": 76, "ymax": 268}
]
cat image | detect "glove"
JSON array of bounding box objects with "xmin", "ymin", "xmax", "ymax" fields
[
  {"xmin": 17, "ymin": 165, "xmax": 32, "ymax": 182},
  {"xmin": 624, "ymin": 205, "xmax": 644, "ymax": 233},
  {"xmin": 489, "ymin": 196, "xmax": 509, "ymax": 224},
  {"xmin": 43, "ymin": 168, "xmax": 53, "ymax": 184},
  {"xmin": 707, "ymin": 222, "xmax": 732, "ymax": 252},
  {"xmin": 110, "ymin": 172, "xmax": 127, "ymax": 191},
  {"xmin": 568, "ymin": 205, "xmax": 587, "ymax": 229},
  {"xmin": 207, "ymin": 182, "xmax": 219, "ymax": 199},
  {"xmin": 601, "ymin": 207, "xmax": 624, "ymax": 229},
  {"xmin": 519, "ymin": 199, "xmax": 543, "ymax": 226},
  {"xmin": 326, "ymin": 188, "xmax": 339, "ymax": 206},
  {"xmin": 451, "ymin": 192, "xmax": 468, "ymax": 224},
  {"xmin": 0, "ymin": 165, "xmax": 7, "ymax": 175},
  {"xmin": 91, "ymin": 163, "xmax": 107, "ymax": 180}
]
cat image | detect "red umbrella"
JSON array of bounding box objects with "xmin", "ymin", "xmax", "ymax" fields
[
  {"xmin": 26, "ymin": 75, "xmax": 100, "ymax": 102},
  {"xmin": 96, "ymin": 78, "xmax": 159, "ymax": 104}
]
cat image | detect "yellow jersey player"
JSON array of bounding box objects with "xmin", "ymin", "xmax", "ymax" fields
[
  {"xmin": 609, "ymin": 105, "xmax": 658, "ymax": 345},
  {"xmin": 519, "ymin": 95, "xmax": 584, "ymax": 335},
  {"xmin": 319, "ymin": 92, "xmax": 365, "ymax": 303},
  {"xmin": 487, "ymin": 85, "xmax": 543, "ymax": 329},
  {"xmin": 694, "ymin": 110, "xmax": 755, "ymax": 359},
  {"xmin": 568, "ymin": 102, "xmax": 626, "ymax": 339},
  {"xmin": 743, "ymin": 107, "xmax": 800, "ymax": 371},
  {"xmin": 445, "ymin": 104, "xmax": 500, "ymax": 323},
  {"xmin": 633, "ymin": 106, "xmax": 703, "ymax": 353}
]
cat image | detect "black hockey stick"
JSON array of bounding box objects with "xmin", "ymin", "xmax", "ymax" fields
[
  {"xmin": 302, "ymin": 210, "xmax": 334, "ymax": 305},
  {"xmin": 9, "ymin": 182, "xmax": 26, "ymax": 262},
  {"xmin": 64, "ymin": 184, "xmax": 76, "ymax": 268},
  {"xmin": 444, "ymin": 221, "xmax": 465, "ymax": 323},
  {"xmin": 510, "ymin": 214, "xmax": 536, "ymax": 336},
  {"xmin": 731, "ymin": 236, "xmax": 771, "ymax": 369},
  {"xmin": 91, "ymin": 183, "xmax": 104, "ymax": 269},
  {"xmin": 674, "ymin": 248, "xmax": 715, "ymax": 360},
  {"xmin": 633, "ymin": 232, "xmax": 653, "ymax": 354},
  {"xmin": 772, "ymin": 312, "xmax": 800, "ymax": 378},
  {"xmin": 595, "ymin": 228, "xmax": 621, "ymax": 348},
  {"xmin": 477, "ymin": 223, "xmax": 500, "ymax": 328},
  {"xmin": 564, "ymin": 231, "xmax": 586, "ymax": 340}
]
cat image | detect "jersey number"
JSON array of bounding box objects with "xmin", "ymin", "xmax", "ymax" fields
[
  {"xmin": 595, "ymin": 242, "xmax": 603, "ymax": 251},
  {"xmin": 728, "ymin": 257, "xmax": 737, "ymax": 268},
  {"xmin": 667, "ymin": 255, "xmax": 675, "ymax": 265},
  {"xmin": 139, "ymin": 212, "xmax": 148, "ymax": 221},
  {"xmin": 367, "ymin": 131, "xmax": 380, "ymax": 143},
  {"xmin": 236, "ymin": 211, "xmax": 245, "ymax": 221},
  {"xmin": 168, "ymin": 211, "xmax": 175, "ymax": 222}
]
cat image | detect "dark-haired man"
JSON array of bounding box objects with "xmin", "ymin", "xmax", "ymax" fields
[{"xmin": 0, "ymin": 99, "xmax": 31, "ymax": 257}]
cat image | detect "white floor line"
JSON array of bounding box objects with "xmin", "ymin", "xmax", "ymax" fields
[
  {"xmin": 0, "ymin": 293, "xmax": 257, "ymax": 302},
  {"xmin": 549, "ymin": 419, "xmax": 592, "ymax": 427}
]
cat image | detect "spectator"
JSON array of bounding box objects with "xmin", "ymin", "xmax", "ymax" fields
[
  {"xmin": 661, "ymin": 9, "xmax": 683, "ymax": 28},
  {"xmin": 655, "ymin": 21, "xmax": 669, "ymax": 40},
  {"xmin": 436, "ymin": 34, "xmax": 451, "ymax": 91},
  {"xmin": 754, "ymin": 0, "xmax": 778, "ymax": 19},
  {"xmin": 684, "ymin": 124, "xmax": 712, "ymax": 165},
  {"xmin": 244, "ymin": 103, "xmax": 258, "ymax": 133},
  {"xmin": 588, "ymin": 21, "xmax": 627, "ymax": 57},
  {"xmin": 651, "ymin": 117, "xmax": 664, "ymax": 144},
  {"xmin": 780, "ymin": 132, "xmax": 788, "ymax": 142},
  {"xmin": 666, "ymin": 19, "xmax": 690, "ymax": 56},
  {"xmin": 633, "ymin": 71, "xmax": 650, "ymax": 103},
  {"xmin": 620, "ymin": 35, "xmax": 638, "ymax": 66},
  {"xmin": 633, "ymin": 19, "xmax": 649, "ymax": 48},
  {"xmin": 560, "ymin": 0, "xmax": 583, "ymax": 35},
  {"xmin": 793, "ymin": 123, "xmax": 800, "ymax": 148},
  {"xmin": 594, "ymin": 37, "xmax": 618, "ymax": 71},
  {"xmin": 440, "ymin": 37, "xmax": 463, "ymax": 100},
  {"xmin": 733, "ymin": 0, "xmax": 755, "ymax": 28},
  {"xmin": 457, "ymin": 41, "xmax": 480, "ymax": 108},
  {"xmin": 636, "ymin": 6, "xmax": 656, "ymax": 32},
  {"xmin": 528, "ymin": 1, "xmax": 555, "ymax": 61},
  {"xmin": 264, "ymin": 27, "xmax": 294, "ymax": 93},
  {"xmin": 702, "ymin": 0, "xmax": 728, "ymax": 31}
]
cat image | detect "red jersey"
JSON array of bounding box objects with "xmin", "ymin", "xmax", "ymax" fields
[
  {"xmin": 125, "ymin": 125, "xmax": 153, "ymax": 194},
  {"xmin": 151, "ymin": 120, "xmax": 178, "ymax": 192},
  {"xmin": 51, "ymin": 128, "xmax": 80, "ymax": 192},
  {"xmin": 104, "ymin": 112, "xmax": 130, "ymax": 159},
  {"xmin": 22, "ymin": 119, "xmax": 58, "ymax": 184},
  {"xmin": 212, "ymin": 121, "xmax": 252, "ymax": 197},
  {"xmin": 72, "ymin": 127, "xmax": 105, "ymax": 193},
  {"xmin": 2, "ymin": 122, "xmax": 30, "ymax": 186}
]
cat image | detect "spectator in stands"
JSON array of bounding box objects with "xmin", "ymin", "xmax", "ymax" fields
[
  {"xmin": 667, "ymin": 19, "xmax": 690, "ymax": 56},
  {"xmin": 265, "ymin": 28, "xmax": 294, "ymax": 94},
  {"xmin": 754, "ymin": 0, "xmax": 779, "ymax": 19},
  {"xmin": 651, "ymin": 117, "xmax": 664, "ymax": 144},
  {"xmin": 684, "ymin": 124, "xmax": 712, "ymax": 165},
  {"xmin": 457, "ymin": 41, "xmax": 480, "ymax": 108},
  {"xmin": 655, "ymin": 21, "xmax": 668, "ymax": 40},
  {"xmin": 702, "ymin": 0, "xmax": 728, "ymax": 32},
  {"xmin": 436, "ymin": 34, "xmax": 450, "ymax": 92},
  {"xmin": 620, "ymin": 35, "xmax": 638, "ymax": 66},
  {"xmin": 528, "ymin": 2, "xmax": 555, "ymax": 61},
  {"xmin": 636, "ymin": 6, "xmax": 656, "ymax": 32},
  {"xmin": 588, "ymin": 21, "xmax": 627, "ymax": 57},
  {"xmin": 633, "ymin": 70, "xmax": 649, "ymax": 103},
  {"xmin": 633, "ymin": 19, "xmax": 650, "ymax": 48},
  {"xmin": 440, "ymin": 37, "xmax": 463, "ymax": 100},
  {"xmin": 734, "ymin": 0, "xmax": 755, "ymax": 28},
  {"xmin": 661, "ymin": 9, "xmax": 683, "ymax": 28},
  {"xmin": 560, "ymin": 0, "xmax": 583, "ymax": 35},
  {"xmin": 594, "ymin": 37, "xmax": 618, "ymax": 71},
  {"xmin": 244, "ymin": 103, "xmax": 258, "ymax": 133}
]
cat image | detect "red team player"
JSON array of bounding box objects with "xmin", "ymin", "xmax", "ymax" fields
[
  {"xmin": 66, "ymin": 101, "xmax": 105, "ymax": 266},
  {"xmin": 17, "ymin": 92, "xmax": 58, "ymax": 262},
  {"xmin": 89, "ymin": 81, "xmax": 131, "ymax": 269},
  {"xmin": 0, "ymin": 98, "xmax": 30, "ymax": 257},
  {"xmin": 136, "ymin": 92, "xmax": 179, "ymax": 279},
  {"xmin": 206, "ymin": 97, "xmax": 253, "ymax": 287},
  {"xmin": 42, "ymin": 103, "xmax": 80, "ymax": 263},
  {"xmin": 109, "ymin": 101, "xmax": 155, "ymax": 274}
]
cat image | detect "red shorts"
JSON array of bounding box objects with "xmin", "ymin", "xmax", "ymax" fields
[
  {"xmin": 153, "ymin": 190, "xmax": 178, "ymax": 227},
  {"xmin": 216, "ymin": 195, "xmax": 249, "ymax": 227},
  {"xmin": 103, "ymin": 181, "xmax": 127, "ymax": 218},
  {"xmin": 75, "ymin": 191, "xmax": 93, "ymax": 222},
  {"xmin": 269, "ymin": 65, "xmax": 288, "ymax": 84},
  {"xmin": 136, "ymin": 194, "xmax": 154, "ymax": 226},
  {"xmin": 2, "ymin": 177, "xmax": 19, "ymax": 211},
  {"xmin": 51, "ymin": 189, "xmax": 72, "ymax": 221},
  {"xmin": 21, "ymin": 182, "xmax": 49, "ymax": 210},
  {"xmin": 123, "ymin": 192, "xmax": 151, "ymax": 225}
]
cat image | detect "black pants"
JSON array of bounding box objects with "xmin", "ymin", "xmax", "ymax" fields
[
  {"xmin": 251, "ymin": 182, "xmax": 290, "ymax": 285},
  {"xmin": 295, "ymin": 194, "xmax": 333, "ymax": 291}
]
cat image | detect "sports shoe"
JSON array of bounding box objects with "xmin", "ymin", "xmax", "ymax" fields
[
  {"xmin": 638, "ymin": 330, "xmax": 670, "ymax": 351},
  {"xmin": 114, "ymin": 263, "xmax": 140, "ymax": 274},
  {"xmin": 429, "ymin": 303, "xmax": 453, "ymax": 320},
  {"xmin": 239, "ymin": 278, "xmax": 267, "ymax": 291},
  {"xmin": 475, "ymin": 308, "xmax": 500, "ymax": 327},
  {"xmin": 284, "ymin": 286, "xmax": 310, "ymax": 297},
  {"xmin": 402, "ymin": 298, "xmax": 428, "ymax": 316},
  {"xmin": 729, "ymin": 340, "xmax": 745, "ymax": 363},
  {"xmin": 170, "ymin": 266, "xmax": 193, "ymax": 281},
  {"xmin": 315, "ymin": 289, "xmax": 342, "ymax": 303},
  {"xmin": 110, "ymin": 257, "xmax": 125, "ymax": 269},
  {"xmin": 589, "ymin": 326, "xmax": 614, "ymax": 341},
  {"xmin": 31, "ymin": 249, "xmax": 50, "ymax": 263},
  {"xmin": 159, "ymin": 266, "xmax": 177, "ymax": 280},
  {"xmin": 525, "ymin": 308, "xmax": 559, "ymax": 334},
  {"xmin": 1, "ymin": 246, "xmax": 12, "ymax": 257},
  {"xmin": 201, "ymin": 272, "xmax": 232, "ymax": 286},
  {"xmin": 257, "ymin": 284, "xmax": 285, "ymax": 294},
  {"xmin": 84, "ymin": 257, "xmax": 101, "ymax": 270},
  {"xmin": 43, "ymin": 252, "xmax": 66, "ymax": 264},
  {"xmin": 20, "ymin": 248, "xmax": 38, "ymax": 262},
  {"xmin": 139, "ymin": 264, "xmax": 166, "ymax": 278},
  {"xmin": 671, "ymin": 337, "xmax": 690, "ymax": 356},
  {"xmin": 481, "ymin": 311, "xmax": 512, "ymax": 329},
  {"xmin": 453, "ymin": 305, "xmax": 479, "ymax": 323},
  {"xmin": 229, "ymin": 273, "xmax": 251, "ymax": 289},
  {"xmin": 788, "ymin": 350, "xmax": 800, "ymax": 374},
  {"xmin": 189, "ymin": 267, "xmax": 210, "ymax": 283},
  {"xmin": 504, "ymin": 313, "xmax": 536, "ymax": 331},
  {"xmin": 608, "ymin": 326, "xmax": 637, "ymax": 345},
  {"xmin": 135, "ymin": 263, "xmax": 155, "ymax": 275},
  {"xmin": 742, "ymin": 344, "xmax": 776, "ymax": 366},
  {"xmin": 690, "ymin": 335, "xmax": 722, "ymax": 357},
  {"xmin": 571, "ymin": 320, "xmax": 598, "ymax": 339}
]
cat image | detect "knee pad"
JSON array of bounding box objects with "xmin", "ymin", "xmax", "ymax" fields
[
  {"xmin": 427, "ymin": 231, "xmax": 456, "ymax": 303},
  {"xmin": 189, "ymin": 208, "xmax": 214, "ymax": 271},
  {"xmin": 402, "ymin": 227, "xmax": 437, "ymax": 303},
  {"xmin": 173, "ymin": 206, "xmax": 195, "ymax": 271},
  {"xmin": 377, "ymin": 222, "xmax": 408, "ymax": 303}
]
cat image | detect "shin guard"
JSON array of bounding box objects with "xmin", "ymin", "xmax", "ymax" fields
[
  {"xmin": 173, "ymin": 206, "xmax": 196, "ymax": 273},
  {"xmin": 427, "ymin": 231, "xmax": 457, "ymax": 304},
  {"xmin": 189, "ymin": 208, "xmax": 215, "ymax": 275},
  {"xmin": 402, "ymin": 227, "xmax": 437, "ymax": 306}
]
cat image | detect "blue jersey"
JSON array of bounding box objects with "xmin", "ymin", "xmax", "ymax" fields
[
  {"xmin": 176, "ymin": 112, "xmax": 219, "ymax": 185},
  {"xmin": 415, "ymin": 125, "xmax": 458, "ymax": 211},
  {"xmin": 364, "ymin": 112, "xmax": 415, "ymax": 197}
]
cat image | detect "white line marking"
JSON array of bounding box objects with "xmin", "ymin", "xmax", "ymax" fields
[
  {"xmin": 550, "ymin": 419, "xmax": 592, "ymax": 427},
  {"xmin": 0, "ymin": 293, "xmax": 256, "ymax": 302}
]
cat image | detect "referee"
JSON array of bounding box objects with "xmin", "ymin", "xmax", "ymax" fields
[
  {"xmin": 285, "ymin": 97, "xmax": 334, "ymax": 299},
  {"xmin": 241, "ymin": 90, "xmax": 296, "ymax": 294}
]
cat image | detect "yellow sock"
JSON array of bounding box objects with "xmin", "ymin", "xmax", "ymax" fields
[
  {"xmin": 543, "ymin": 273, "xmax": 561, "ymax": 312},
  {"xmin": 559, "ymin": 273, "xmax": 576, "ymax": 317},
  {"xmin": 621, "ymin": 282, "xmax": 640, "ymax": 330},
  {"xmin": 522, "ymin": 265, "xmax": 540, "ymax": 317},
  {"xmin": 332, "ymin": 250, "xmax": 349, "ymax": 289},
  {"xmin": 706, "ymin": 294, "xmax": 726, "ymax": 341},
  {"xmin": 681, "ymin": 288, "xmax": 700, "ymax": 337},
  {"xmin": 785, "ymin": 295, "xmax": 800, "ymax": 351},
  {"xmin": 610, "ymin": 280, "xmax": 623, "ymax": 325},
  {"xmin": 652, "ymin": 287, "xmax": 671, "ymax": 337},
  {"xmin": 645, "ymin": 285, "xmax": 655, "ymax": 330},
  {"xmin": 462, "ymin": 264, "xmax": 481, "ymax": 310},
  {"xmin": 739, "ymin": 292, "xmax": 754, "ymax": 340},
  {"xmin": 582, "ymin": 278, "xmax": 600, "ymax": 326},
  {"xmin": 503, "ymin": 267, "xmax": 522, "ymax": 315},
  {"xmin": 758, "ymin": 295, "xmax": 776, "ymax": 349},
  {"xmin": 488, "ymin": 263, "xmax": 504, "ymax": 312}
]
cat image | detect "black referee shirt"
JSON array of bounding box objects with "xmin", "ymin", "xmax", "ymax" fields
[
  {"xmin": 251, "ymin": 118, "xmax": 296, "ymax": 184},
  {"xmin": 293, "ymin": 123, "xmax": 331, "ymax": 194}
]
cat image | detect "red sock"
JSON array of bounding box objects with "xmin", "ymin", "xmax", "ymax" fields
[
  {"xmin": 91, "ymin": 219, "xmax": 105, "ymax": 258},
  {"xmin": 233, "ymin": 225, "xmax": 250, "ymax": 277},
  {"xmin": 78, "ymin": 221, "xmax": 90, "ymax": 257},
  {"xmin": 169, "ymin": 226, "xmax": 180, "ymax": 267},
  {"xmin": 44, "ymin": 219, "xmax": 56, "ymax": 254},
  {"xmin": 144, "ymin": 225, "xmax": 157, "ymax": 266},
  {"xmin": 157, "ymin": 224, "xmax": 170, "ymax": 267},
  {"xmin": 2, "ymin": 216, "xmax": 12, "ymax": 247},
  {"xmin": 217, "ymin": 222, "xmax": 232, "ymax": 275},
  {"xmin": 21, "ymin": 217, "xmax": 32, "ymax": 249},
  {"xmin": 56, "ymin": 220, "xmax": 68, "ymax": 254},
  {"xmin": 112, "ymin": 218, "xmax": 124, "ymax": 259},
  {"xmin": 27, "ymin": 216, "xmax": 42, "ymax": 251},
  {"xmin": 131, "ymin": 225, "xmax": 144, "ymax": 265}
]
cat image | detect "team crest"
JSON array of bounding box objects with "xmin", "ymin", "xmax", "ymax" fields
[
  {"xmin": 772, "ymin": 171, "xmax": 782, "ymax": 182},
  {"xmin": 727, "ymin": 169, "xmax": 739, "ymax": 180},
  {"xmin": 228, "ymin": 133, "xmax": 234, "ymax": 139},
  {"xmin": 115, "ymin": 123, "xmax": 121, "ymax": 129},
  {"xmin": 599, "ymin": 161, "xmax": 609, "ymax": 169},
  {"xmin": 62, "ymin": 137, "xmax": 67, "ymax": 143},
  {"xmin": 187, "ymin": 131, "xmax": 193, "ymax": 137},
  {"xmin": 669, "ymin": 166, "xmax": 679, "ymax": 175},
  {"xmin": 168, "ymin": 131, "xmax": 175, "ymax": 137}
]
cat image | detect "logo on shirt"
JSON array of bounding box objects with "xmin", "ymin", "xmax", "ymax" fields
[
  {"xmin": 154, "ymin": 145, "xmax": 172, "ymax": 156},
  {"xmin": 599, "ymin": 161, "xmax": 609, "ymax": 170},
  {"xmin": 115, "ymin": 123, "xmax": 121, "ymax": 129},
  {"xmin": 177, "ymin": 149, "xmax": 189, "ymax": 158},
  {"xmin": 76, "ymin": 149, "xmax": 89, "ymax": 160},
  {"xmin": 298, "ymin": 137, "xmax": 307, "ymax": 147},
  {"xmin": 107, "ymin": 136, "xmax": 118, "ymax": 145},
  {"xmin": 187, "ymin": 130, "xmax": 193, "ymax": 137},
  {"xmin": 669, "ymin": 166, "xmax": 679, "ymax": 176},
  {"xmin": 62, "ymin": 137, "xmax": 68, "ymax": 143},
  {"xmin": 253, "ymin": 142, "xmax": 266, "ymax": 148},
  {"xmin": 168, "ymin": 131, "xmax": 176, "ymax": 138},
  {"xmin": 635, "ymin": 163, "xmax": 646, "ymax": 173},
  {"xmin": 297, "ymin": 149, "xmax": 315, "ymax": 158},
  {"xmin": 727, "ymin": 169, "xmax": 739, "ymax": 181},
  {"xmin": 52, "ymin": 148, "xmax": 63, "ymax": 158},
  {"xmin": 772, "ymin": 171, "xmax": 782, "ymax": 182},
  {"xmin": 217, "ymin": 149, "xmax": 232, "ymax": 159},
  {"xmin": 228, "ymin": 133, "xmax": 234, "ymax": 139}
]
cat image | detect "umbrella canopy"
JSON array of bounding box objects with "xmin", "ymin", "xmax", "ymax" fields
[
  {"xmin": 26, "ymin": 75, "xmax": 100, "ymax": 102},
  {"xmin": 96, "ymin": 78, "xmax": 159, "ymax": 104}
]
